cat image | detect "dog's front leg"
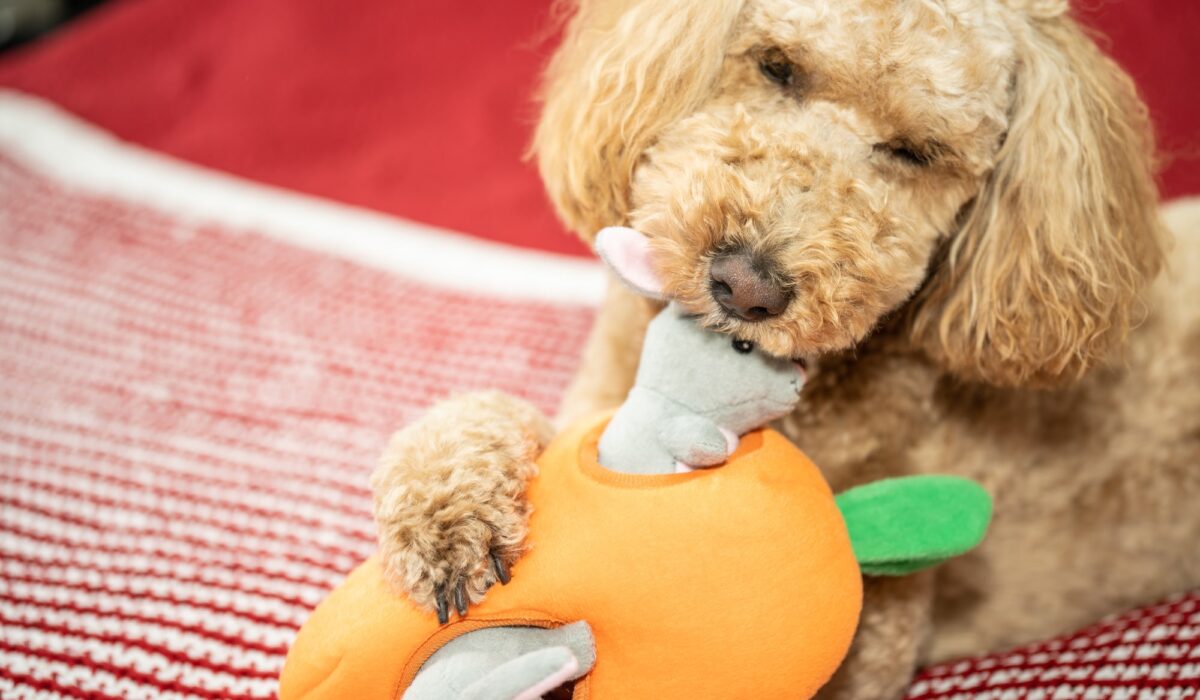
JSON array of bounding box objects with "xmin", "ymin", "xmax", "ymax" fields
[
  {"xmin": 817, "ymin": 572, "xmax": 936, "ymax": 700},
  {"xmin": 370, "ymin": 391, "xmax": 554, "ymax": 619}
]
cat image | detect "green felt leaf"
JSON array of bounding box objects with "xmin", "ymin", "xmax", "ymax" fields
[{"xmin": 835, "ymin": 475, "xmax": 993, "ymax": 577}]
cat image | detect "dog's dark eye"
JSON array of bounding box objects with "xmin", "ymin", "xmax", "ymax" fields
[
  {"xmin": 732, "ymin": 339, "xmax": 755, "ymax": 354},
  {"xmin": 875, "ymin": 141, "xmax": 936, "ymax": 167},
  {"xmin": 758, "ymin": 49, "xmax": 795, "ymax": 87}
]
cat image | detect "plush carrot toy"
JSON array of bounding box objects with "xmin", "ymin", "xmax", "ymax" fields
[{"xmin": 280, "ymin": 227, "xmax": 992, "ymax": 700}]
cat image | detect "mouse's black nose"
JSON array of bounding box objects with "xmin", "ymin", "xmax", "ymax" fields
[{"xmin": 709, "ymin": 250, "xmax": 790, "ymax": 321}]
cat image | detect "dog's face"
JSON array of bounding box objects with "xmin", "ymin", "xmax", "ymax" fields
[
  {"xmin": 536, "ymin": 0, "xmax": 1165, "ymax": 385},
  {"xmin": 629, "ymin": 0, "xmax": 1014, "ymax": 359}
]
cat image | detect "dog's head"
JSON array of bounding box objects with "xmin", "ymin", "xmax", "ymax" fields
[{"xmin": 533, "ymin": 0, "xmax": 1167, "ymax": 385}]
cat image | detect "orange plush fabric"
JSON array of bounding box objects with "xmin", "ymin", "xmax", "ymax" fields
[{"xmin": 280, "ymin": 414, "xmax": 862, "ymax": 699}]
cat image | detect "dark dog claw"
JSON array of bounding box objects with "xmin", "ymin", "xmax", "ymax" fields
[
  {"xmin": 453, "ymin": 579, "xmax": 469, "ymax": 617},
  {"xmin": 490, "ymin": 551, "xmax": 511, "ymax": 585},
  {"xmin": 435, "ymin": 585, "xmax": 450, "ymax": 625}
]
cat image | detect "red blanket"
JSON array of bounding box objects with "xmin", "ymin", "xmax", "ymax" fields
[{"xmin": 0, "ymin": 99, "xmax": 596, "ymax": 696}]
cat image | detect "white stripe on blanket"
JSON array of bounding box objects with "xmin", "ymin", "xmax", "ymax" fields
[{"xmin": 0, "ymin": 90, "xmax": 605, "ymax": 305}]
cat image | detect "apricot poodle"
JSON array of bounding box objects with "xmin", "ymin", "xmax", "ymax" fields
[{"xmin": 371, "ymin": 0, "xmax": 1200, "ymax": 696}]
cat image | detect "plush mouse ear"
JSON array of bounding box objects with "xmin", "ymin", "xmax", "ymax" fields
[{"xmin": 594, "ymin": 227, "xmax": 668, "ymax": 300}]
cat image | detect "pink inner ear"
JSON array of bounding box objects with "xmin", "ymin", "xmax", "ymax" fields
[{"xmin": 594, "ymin": 226, "xmax": 667, "ymax": 299}]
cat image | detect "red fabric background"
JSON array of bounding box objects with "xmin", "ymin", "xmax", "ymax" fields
[
  {"xmin": 0, "ymin": 153, "xmax": 594, "ymax": 698},
  {"xmin": 1, "ymin": 0, "xmax": 1197, "ymax": 258}
]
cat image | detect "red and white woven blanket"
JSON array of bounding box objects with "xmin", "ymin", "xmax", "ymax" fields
[
  {"xmin": 1, "ymin": 92, "xmax": 1196, "ymax": 700},
  {"xmin": 0, "ymin": 92, "xmax": 604, "ymax": 698}
]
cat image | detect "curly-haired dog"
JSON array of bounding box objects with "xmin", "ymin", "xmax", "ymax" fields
[{"xmin": 372, "ymin": 0, "xmax": 1200, "ymax": 696}]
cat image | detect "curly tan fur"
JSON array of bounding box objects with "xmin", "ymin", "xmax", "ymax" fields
[
  {"xmin": 374, "ymin": 0, "xmax": 1200, "ymax": 696},
  {"xmin": 370, "ymin": 391, "xmax": 553, "ymax": 609},
  {"xmin": 908, "ymin": 15, "xmax": 1167, "ymax": 385}
]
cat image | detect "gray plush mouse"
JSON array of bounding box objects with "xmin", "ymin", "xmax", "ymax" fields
[
  {"xmin": 404, "ymin": 226, "xmax": 806, "ymax": 700},
  {"xmin": 593, "ymin": 227, "xmax": 805, "ymax": 475},
  {"xmin": 596, "ymin": 305, "xmax": 804, "ymax": 474}
]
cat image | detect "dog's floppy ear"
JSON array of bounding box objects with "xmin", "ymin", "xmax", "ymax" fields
[
  {"xmin": 909, "ymin": 13, "xmax": 1168, "ymax": 387},
  {"xmin": 595, "ymin": 227, "xmax": 668, "ymax": 300},
  {"xmin": 532, "ymin": 0, "xmax": 744, "ymax": 243}
]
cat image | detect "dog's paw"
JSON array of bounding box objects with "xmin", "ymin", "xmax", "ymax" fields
[
  {"xmin": 376, "ymin": 481, "xmax": 528, "ymax": 623},
  {"xmin": 370, "ymin": 391, "xmax": 552, "ymax": 621}
]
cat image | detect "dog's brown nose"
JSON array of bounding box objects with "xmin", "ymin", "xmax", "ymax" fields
[{"xmin": 709, "ymin": 251, "xmax": 790, "ymax": 321}]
